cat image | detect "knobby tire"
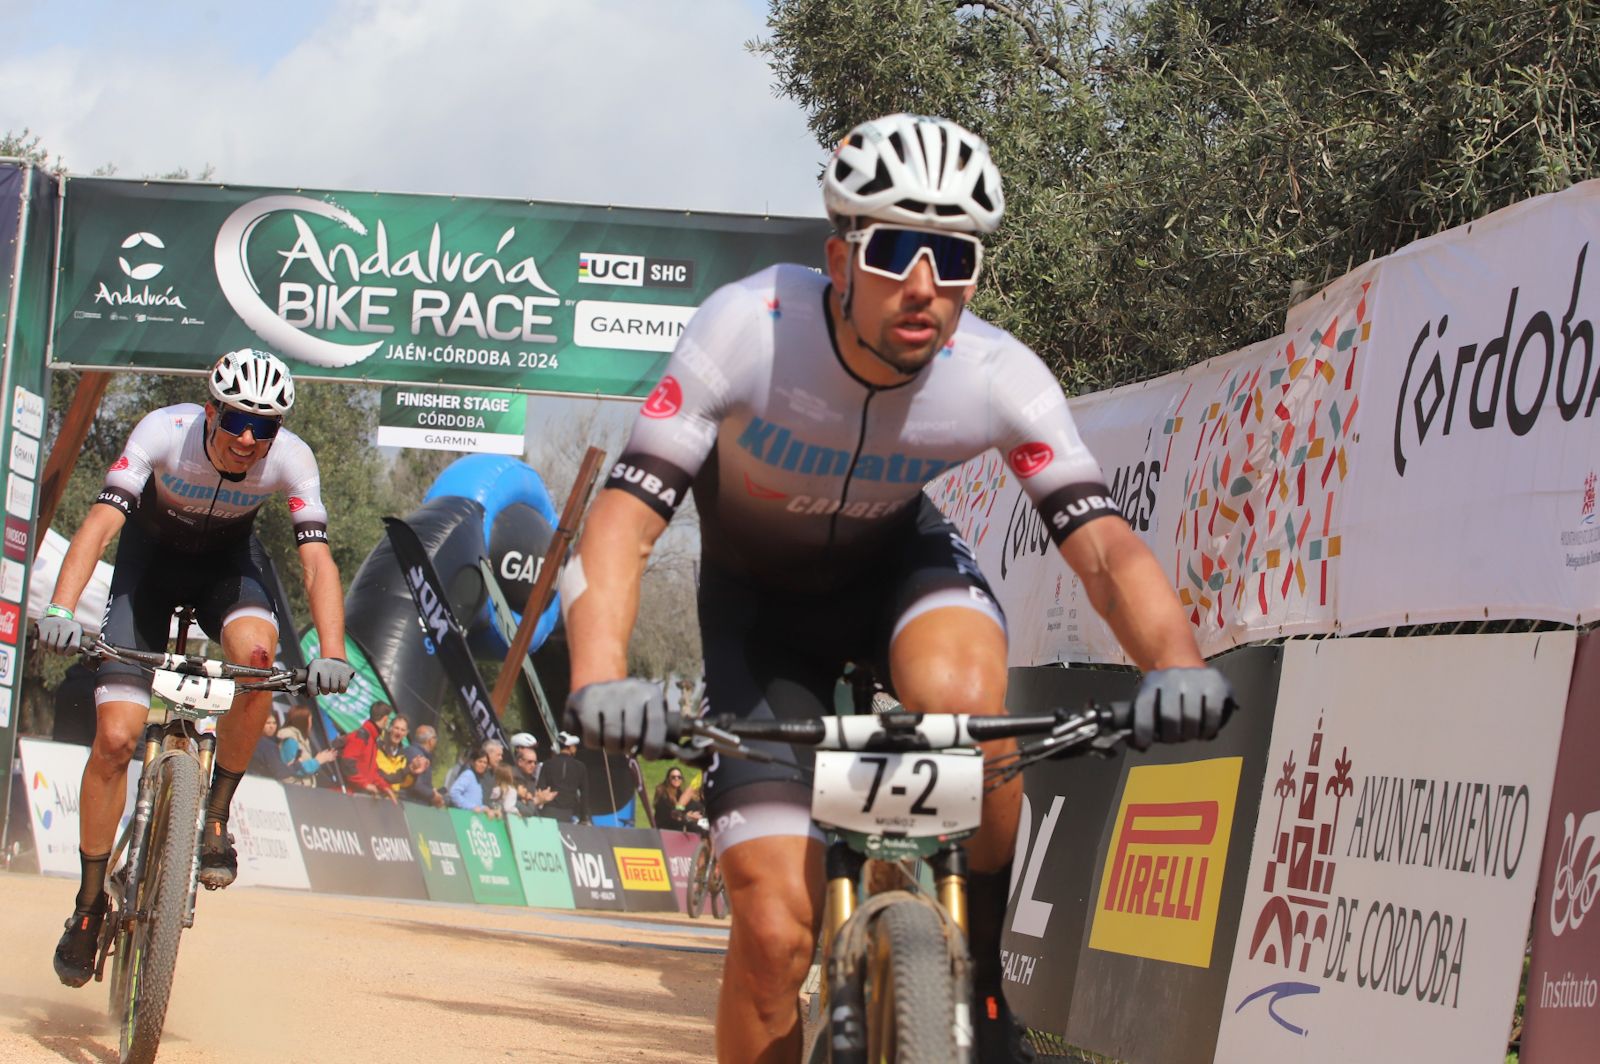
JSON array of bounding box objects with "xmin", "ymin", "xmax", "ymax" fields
[
  {"xmin": 687, "ymin": 842, "xmax": 711, "ymax": 919},
  {"xmin": 119, "ymin": 754, "xmax": 201, "ymax": 1064},
  {"xmin": 867, "ymin": 899, "xmax": 960, "ymax": 1064}
]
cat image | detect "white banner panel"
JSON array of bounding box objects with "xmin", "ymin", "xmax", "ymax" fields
[
  {"xmin": 18, "ymin": 738, "xmax": 90, "ymax": 875},
  {"xmin": 230, "ymin": 775, "xmax": 311, "ymax": 890},
  {"xmin": 1214, "ymin": 633, "xmax": 1573, "ymax": 1064},
  {"xmin": 930, "ymin": 265, "xmax": 1372, "ymax": 665},
  {"xmin": 1342, "ymin": 181, "xmax": 1600, "ymax": 628}
]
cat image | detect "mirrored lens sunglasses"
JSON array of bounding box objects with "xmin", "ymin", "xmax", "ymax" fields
[
  {"xmin": 845, "ymin": 224, "xmax": 983, "ymax": 285},
  {"xmin": 216, "ymin": 406, "xmax": 283, "ymax": 440}
]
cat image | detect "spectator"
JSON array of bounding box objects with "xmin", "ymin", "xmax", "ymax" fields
[
  {"xmin": 446, "ymin": 745, "xmax": 492, "ymax": 813},
  {"xmin": 375, "ymin": 713, "xmax": 411, "ymax": 789},
  {"xmin": 652, "ymin": 768, "xmax": 692, "ymax": 832},
  {"xmin": 537, "ymin": 731, "xmax": 589, "ymax": 823},
  {"xmin": 395, "ymin": 747, "xmax": 443, "ymax": 806},
  {"xmin": 509, "ymin": 733, "xmax": 557, "ymax": 818},
  {"xmin": 488, "ymin": 762, "xmax": 518, "ymax": 819},
  {"xmin": 247, "ymin": 711, "xmax": 287, "ymax": 779},
  {"xmin": 411, "ymin": 723, "xmax": 439, "ymax": 760},
  {"xmin": 444, "ymin": 736, "xmax": 503, "ymax": 791},
  {"xmin": 681, "ymin": 779, "xmax": 710, "ymax": 835},
  {"xmin": 338, "ymin": 701, "xmax": 396, "ymax": 799},
  {"xmin": 276, "ymin": 711, "xmax": 334, "ymax": 786}
]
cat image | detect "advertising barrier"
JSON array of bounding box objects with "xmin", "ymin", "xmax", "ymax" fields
[
  {"xmin": 230, "ymin": 775, "xmax": 311, "ymax": 890},
  {"xmin": 17, "ymin": 738, "xmax": 90, "ymax": 876},
  {"xmin": 505, "ymin": 814, "xmax": 576, "ymax": 910},
  {"xmin": 51, "ymin": 178, "xmax": 827, "ymax": 399},
  {"xmin": 402, "ymin": 803, "xmax": 476, "ymax": 904},
  {"xmin": 351, "ymin": 792, "xmax": 428, "ymax": 900},
  {"xmin": 1521, "ymin": 629, "xmax": 1600, "ymax": 1060},
  {"xmin": 560, "ymin": 823, "xmax": 626, "ymax": 912},
  {"xmin": 1213, "ymin": 633, "xmax": 1573, "ymax": 1064},
  {"xmin": 659, "ymin": 830, "xmax": 702, "ymax": 913},
  {"xmin": 283, "ymin": 784, "xmax": 392, "ymax": 897},
  {"xmin": 449, "ymin": 809, "xmax": 524, "ymax": 905},
  {"xmin": 606, "ymin": 827, "xmax": 678, "ymax": 914},
  {"xmin": 1000, "ymin": 646, "xmax": 1282, "ymax": 1064}
]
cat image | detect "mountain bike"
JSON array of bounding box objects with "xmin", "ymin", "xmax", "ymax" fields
[
  {"xmin": 685, "ymin": 830, "xmax": 727, "ymax": 919},
  {"xmin": 75, "ymin": 607, "xmax": 306, "ymax": 1064},
  {"xmin": 676, "ymin": 701, "xmax": 1131, "ymax": 1064}
]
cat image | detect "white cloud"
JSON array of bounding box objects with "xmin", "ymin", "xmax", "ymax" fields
[{"xmin": 0, "ymin": 0, "xmax": 827, "ymax": 217}]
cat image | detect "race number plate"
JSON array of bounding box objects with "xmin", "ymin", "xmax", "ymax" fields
[
  {"xmin": 811, "ymin": 750, "xmax": 982, "ymax": 838},
  {"xmin": 150, "ymin": 670, "xmax": 236, "ymax": 717}
]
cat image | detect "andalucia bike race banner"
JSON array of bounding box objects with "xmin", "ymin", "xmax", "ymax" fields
[{"xmin": 51, "ymin": 177, "xmax": 827, "ymax": 398}]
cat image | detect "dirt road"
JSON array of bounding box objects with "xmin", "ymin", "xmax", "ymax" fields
[{"xmin": 0, "ymin": 871, "xmax": 725, "ymax": 1063}]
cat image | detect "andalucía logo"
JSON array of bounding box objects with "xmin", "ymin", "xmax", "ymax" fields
[
  {"xmin": 1088, "ymin": 757, "xmax": 1242, "ymax": 967},
  {"xmin": 613, "ymin": 847, "xmax": 672, "ymax": 891},
  {"xmin": 93, "ymin": 231, "xmax": 188, "ymax": 311},
  {"xmin": 212, "ymin": 195, "xmax": 561, "ymax": 370}
]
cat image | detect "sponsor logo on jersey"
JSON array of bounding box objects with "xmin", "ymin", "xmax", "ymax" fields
[
  {"xmin": 607, "ymin": 458, "xmax": 685, "ymax": 515},
  {"xmin": 109, "ymin": 455, "xmax": 130, "ymax": 472},
  {"xmin": 735, "ymin": 416, "xmax": 954, "ymax": 484},
  {"xmin": 613, "ymin": 847, "xmax": 672, "ymax": 891},
  {"xmin": 1088, "ymin": 758, "xmax": 1242, "ymax": 967},
  {"xmin": 743, "ymin": 473, "xmax": 788, "ymax": 500},
  {"xmin": 642, "ymin": 376, "xmax": 683, "ymax": 419},
  {"xmin": 288, "ymin": 496, "xmax": 307, "ymax": 513},
  {"xmin": 1008, "ymin": 442, "xmax": 1054, "ymax": 478},
  {"xmin": 157, "ymin": 473, "xmax": 270, "ymax": 509}
]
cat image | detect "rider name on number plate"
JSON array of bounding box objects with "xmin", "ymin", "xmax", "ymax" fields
[{"xmin": 811, "ymin": 750, "xmax": 982, "ymax": 838}]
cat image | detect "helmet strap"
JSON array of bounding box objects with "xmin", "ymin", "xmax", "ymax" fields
[
  {"xmin": 840, "ymin": 259, "xmax": 915, "ymax": 381},
  {"xmin": 202, "ymin": 407, "xmax": 249, "ymax": 482}
]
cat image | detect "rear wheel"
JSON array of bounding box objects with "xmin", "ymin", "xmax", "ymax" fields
[
  {"xmin": 686, "ymin": 841, "xmax": 712, "ymax": 918},
  {"xmin": 708, "ymin": 860, "xmax": 728, "ymax": 919},
  {"xmin": 118, "ymin": 754, "xmax": 201, "ymax": 1064},
  {"xmin": 865, "ymin": 899, "xmax": 961, "ymax": 1064}
]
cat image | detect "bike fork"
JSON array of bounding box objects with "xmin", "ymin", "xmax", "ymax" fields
[{"xmin": 183, "ymin": 733, "xmax": 216, "ymax": 928}]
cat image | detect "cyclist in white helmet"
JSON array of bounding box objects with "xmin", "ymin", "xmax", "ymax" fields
[
  {"xmin": 39, "ymin": 347, "xmax": 355, "ymax": 988},
  {"xmin": 563, "ymin": 114, "xmax": 1232, "ymax": 1062}
]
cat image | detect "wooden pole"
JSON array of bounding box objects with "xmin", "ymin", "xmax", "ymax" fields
[
  {"xmin": 33, "ymin": 370, "xmax": 111, "ymax": 558},
  {"xmin": 490, "ymin": 445, "xmax": 607, "ymax": 714}
]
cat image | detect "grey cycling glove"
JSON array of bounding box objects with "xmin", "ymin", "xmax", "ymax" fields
[
  {"xmin": 1128, "ymin": 667, "xmax": 1235, "ymax": 750},
  {"xmin": 565, "ymin": 679, "xmax": 671, "ymax": 759}
]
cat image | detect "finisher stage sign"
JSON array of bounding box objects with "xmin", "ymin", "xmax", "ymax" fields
[
  {"xmin": 51, "ymin": 178, "xmax": 826, "ymax": 399},
  {"xmin": 377, "ymin": 385, "xmax": 527, "ymax": 455}
]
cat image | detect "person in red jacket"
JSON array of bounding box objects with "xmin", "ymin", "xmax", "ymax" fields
[{"xmin": 337, "ymin": 701, "xmax": 396, "ymax": 798}]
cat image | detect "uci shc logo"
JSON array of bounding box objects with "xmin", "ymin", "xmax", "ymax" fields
[{"xmin": 119, "ymin": 232, "xmax": 165, "ymax": 281}]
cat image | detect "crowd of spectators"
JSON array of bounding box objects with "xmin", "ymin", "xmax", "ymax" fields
[{"xmin": 247, "ymin": 701, "xmax": 592, "ymax": 822}]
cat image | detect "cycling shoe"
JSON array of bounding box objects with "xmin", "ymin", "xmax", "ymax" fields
[
  {"xmin": 53, "ymin": 898, "xmax": 107, "ymax": 988},
  {"xmin": 197, "ymin": 819, "xmax": 238, "ymax": 890}
]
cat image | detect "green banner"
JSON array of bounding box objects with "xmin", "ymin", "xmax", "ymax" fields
[
  {"xmin": 52, "ymin": 178, "xmax": 828, "ymax": 398},
  {"xmin": 377, "ymin": 385, "xmax": 527, "ymax": 455},
  {"xmin": 505, "ymin": 814, "xmax": 576, "ymax": 910},
  {"xmin": 448, "ymin": 808, "xmax": 524, "ymax": 905},
  {"xmin": 299, "ymin": 630, "xmax": 391, "ymax": 738},
  {"xmin": 401, "ymin": 804, "xmax": 477, "ymax": 904}
]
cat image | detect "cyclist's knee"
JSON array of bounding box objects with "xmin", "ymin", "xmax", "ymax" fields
[
  {"xmin": 90, "ymin": 721, "xmax": 141, "ymax": 772},
  {"xmin": 894, "ymin": 656, "xmax": 1004, "ymax": 716},
  {"xmin": 732, "ymin": 904, "xmax": 814, "ymax": 1006},
  {"xmin": 245, "ymin": 643, "xmax": 271, "ymax": 669}
]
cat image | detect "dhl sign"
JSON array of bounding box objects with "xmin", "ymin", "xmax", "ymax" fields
[
  {"xmin": 1088, "ymin": 757, "xmax": 1242, "ymax": 967},
  {"xmin": 613, "ymin": 846, "xmax": 672, "ymax": 892}
]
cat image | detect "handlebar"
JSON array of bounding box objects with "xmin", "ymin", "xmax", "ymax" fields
[
  {"xmin": 78, "ymin": 638, "xmax": 308, "ymax": 691},
  {"xmin": 675, "ymin": 703, "xmax": 1129, "ymax": 752}
]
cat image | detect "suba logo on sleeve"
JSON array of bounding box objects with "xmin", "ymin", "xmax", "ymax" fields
[{"xmin": 1088, "ymin": 757, "xmax": 1243, "ymax": 967}]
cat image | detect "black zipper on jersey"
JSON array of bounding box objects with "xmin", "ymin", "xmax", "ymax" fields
[
  {"xmin": 829, "ymin": 389, "xmax": 878, "ymax": 553},
  {"xmin": 201, "ymin": 471, "xmax": 226, "ymax": 539}
]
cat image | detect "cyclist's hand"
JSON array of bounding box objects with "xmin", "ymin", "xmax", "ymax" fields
[
  {"xmin": 38, "ymin": 613, "xmax": 83, "ymax": 654},
  {"xmin": 1129, "ymin": 667, "xmax": 1235, "ymax": 750},
  {"xmin": 307, "ymin": 657, "xmax": 355, "ymax": 696},
  {"xmin": 565, "ymin": 678, "xmax": 670, "ymax": 758}
]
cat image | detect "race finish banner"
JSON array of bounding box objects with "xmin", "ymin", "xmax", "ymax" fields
[
  {"xmin": 383, "ymin": 516, "xmax": 509, "ymax": 752},
  {"xmin": 377, "ymin": 385, "xmax": 527, "ymax": 455},
  {"xmin": 50, "ymin": 177, "xmax": 827, "ymax": 398}
]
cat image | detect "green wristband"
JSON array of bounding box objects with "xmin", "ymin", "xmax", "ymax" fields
[{"xmin": 45, "ymin": 604, "xmax": 74, "ymax": 621}]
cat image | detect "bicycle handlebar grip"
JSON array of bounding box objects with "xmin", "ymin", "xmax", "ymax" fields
[
  {"xmin": 1105, "ymin": 700, "xmax": 1133, "ymax": 732},
  {"xmin": 721, "ymin": 718, "xmax": 827, "ymax": 744},
  {"xmin": 291, "ymin": 668, "xmax": 309, "ymax": 689}
]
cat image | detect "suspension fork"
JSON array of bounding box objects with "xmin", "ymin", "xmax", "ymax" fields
[{"xmin": 184, "ymin": 729, "xmax": 216, "ymax": 928}]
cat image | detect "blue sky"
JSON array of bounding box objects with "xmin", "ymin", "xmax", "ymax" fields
[{"xmin": 0, "ymin": 0, "xmax": 825, "ymax": 216}]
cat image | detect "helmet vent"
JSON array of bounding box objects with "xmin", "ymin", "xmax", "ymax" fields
[
  {"xmin": 972, "ymin": 176, "xmax": 995, "ymax": 213},
  {"xmin": 858, "ymin": 159, "xmax": 893, "ymax": 197}
]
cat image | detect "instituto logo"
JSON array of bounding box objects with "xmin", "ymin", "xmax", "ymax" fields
[
  {"xmin": 613, "ymin": 847, "xmax": 672, "ymax": 891},
  {"xmin": 1088, "ymin": 757, "xmax": 1242, "ymax": 967},
  {"xmin": 466, "ymin": 818, "xmax": 503, "ymax": 864}
]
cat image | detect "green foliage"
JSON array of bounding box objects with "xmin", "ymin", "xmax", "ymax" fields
[{"xmin": 758, "ymin": 0, "xmax": 1600, "ymax": 391}]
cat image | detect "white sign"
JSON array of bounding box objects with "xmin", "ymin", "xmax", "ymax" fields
[
  {"xmin": 230, "ymin": 776, "xmax": 311, "ymax": 890},
  {"xmin": 0, "ymin": 643, "xmax": 13, "ymax": 685},
  {"xmin": 6, "ymin": 472, "xmax": 34, "ymax": 517},
  {"xmin": 1213, "ymin": 633, "xmax": 1573, "ymax": 1064},
  {"xmin": 9, "ymin": 433, "xmax": 38, "ymax": 479},
  {"xmin": 0, "ymin": 558, "xmax": 21, "ymax": 602},
  {"xmin": 572, "ymin": 299, "xmax": 696, "ymax": 353},
  {"xmin": 12, "ymin": 386, "xmax": 44, "ymax": 439},
  {"xmin": 375, "ymin": 424, "xmax": 524, "ymax": 456},
  {"xmin": 19, "ymin": 739, "xmax": 92, "ymax": 876},
  {"xmin": 1340, "ymin": 182, "xmax": 1600, "ymax": 629},
  {"xmin": 0, "ymin": 684, "xmax": 10, "ymax": 728}
]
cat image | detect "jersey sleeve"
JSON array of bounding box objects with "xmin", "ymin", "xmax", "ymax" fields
[
  {"xmin": 989, "ymin": 347, "xmax": 1122, "ymax": 545},
  {"xmin": 277, "ymin": 435, "xmax": 330, "ymax": 546},
  {"xmin": 95, "ymin": 409, "xmax": 165, "ymax": 516},
  {"xmin": 606, "ymin": 281, "xmax": 755, "ymax": 520}
]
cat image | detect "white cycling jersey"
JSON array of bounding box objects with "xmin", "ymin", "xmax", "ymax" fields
[
  {"xmin": 96, "ymin": 403, "xmax": 329, "ymax": 553},
  {"xmin": 609, "ymin": 264, "xmax": 1117, "ymax": 592}
]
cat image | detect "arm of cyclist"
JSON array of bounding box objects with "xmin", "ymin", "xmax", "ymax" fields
[
  {"xmin": 562, "ymin": 490, "xmax": 676, "ymax": 757},
  {"xmin": 298, "ymin": 540, "xmax": 352, "ymax": 695},
  {"xmin": 1059, "ymin": 515, "xmax": 1234, "ymax": 749},
  {"xmin": 39, "ymin": 503, "xmax": 127, "ymax": 653}
]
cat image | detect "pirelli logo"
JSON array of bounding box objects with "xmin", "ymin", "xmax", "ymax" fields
[
  {"xmin": 613, "ymin": 847, "xmax": 672, "ymax": 892},
  {"xmin": 1088, "ymin": 757, "xmax": 1242, "ymax": 968}
]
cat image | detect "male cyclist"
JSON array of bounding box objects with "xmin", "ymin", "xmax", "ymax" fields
[
  {"xmin": 38, "ymin": 348, "xmax": 354, "ymax": 987},
  {"xmin": 562, "ymin": 114, "xmax": 1234, "ymax": 1062}
]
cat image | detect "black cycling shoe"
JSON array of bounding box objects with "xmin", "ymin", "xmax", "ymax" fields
[
  {"xmin": 974, "ymin": 990, "xmax": 1037, "ymax": 1063},
  {"xmin": 197, "ymin": 819, "xmax": 238, "ymax": 890},
  {"xmin": 53, "ymin": 898, "xmax": 107, "ymax": 988}
]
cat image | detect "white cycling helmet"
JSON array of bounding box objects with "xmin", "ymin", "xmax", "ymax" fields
[
  {"xmin": 823, "ymin": 113, "xmax": 1004, "ymax": 235},
  {"xmin": 209, "ymin": 348, "xmax": 295, "ymax": 416}
]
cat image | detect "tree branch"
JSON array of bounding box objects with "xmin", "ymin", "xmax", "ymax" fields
[{"xmin": 959, "ymin": 1, "xmax": 1074, "ymax": 83}]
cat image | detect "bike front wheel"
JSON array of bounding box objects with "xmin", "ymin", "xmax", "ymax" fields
[
  {"xmin": 865, "ymin": 899, "xmax": 961, "ymax": 1064},
  {"xmin": 117, "ymin": 754, "xmax": 202, "ymax": 1064},
  {"xmin": 686, "ymin": 842, "xmax": 711, "ymax": 918}
]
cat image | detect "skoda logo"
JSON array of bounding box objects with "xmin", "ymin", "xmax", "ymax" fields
[{"xmin": 119, "ymin": 232, "xmax": 166, "ymax": 281}]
